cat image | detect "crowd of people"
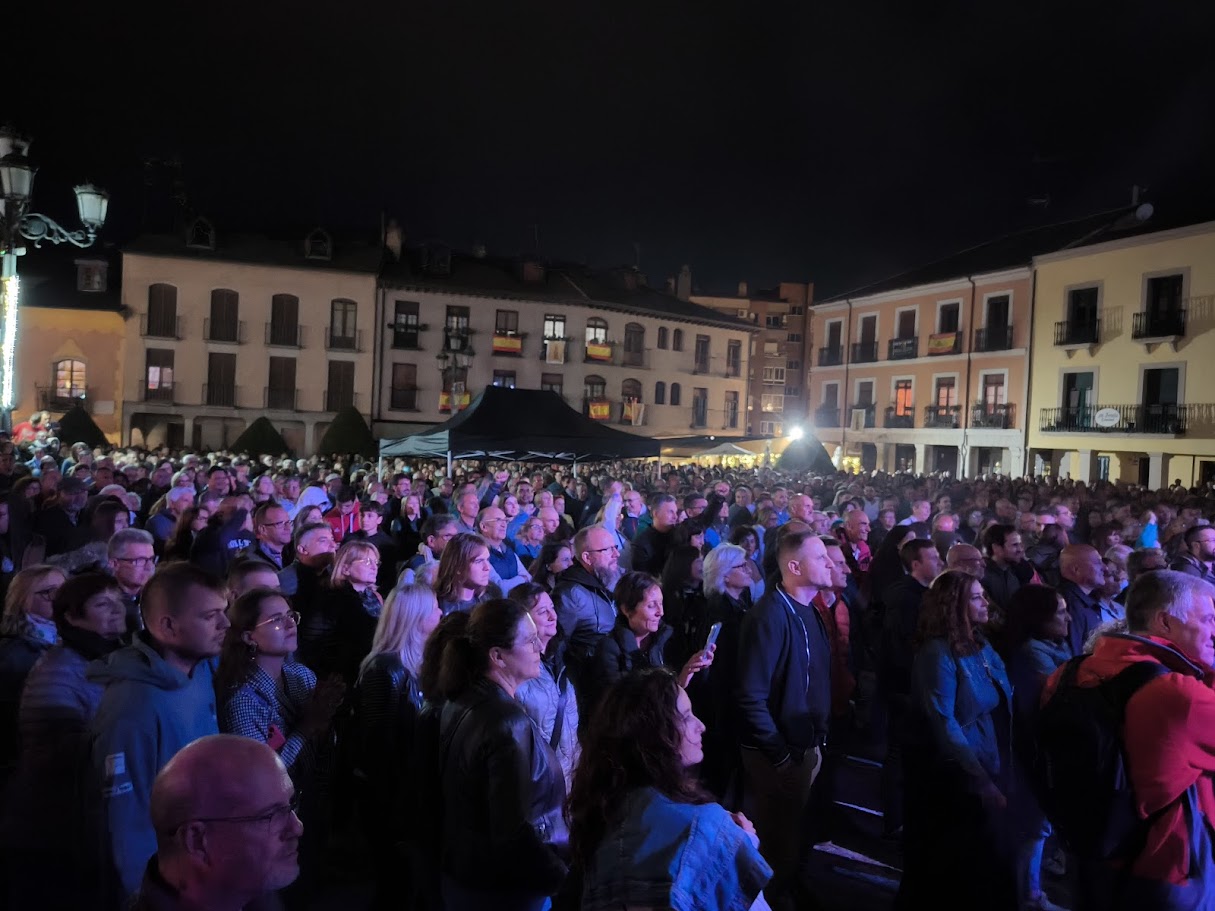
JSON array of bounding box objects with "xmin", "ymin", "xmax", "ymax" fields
[{"xmin": 0, "ymin": 427, "xmax": 1214, "ymax": 910}]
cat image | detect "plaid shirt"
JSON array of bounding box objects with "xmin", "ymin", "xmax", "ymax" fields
[{"xmin": 220, "ymin": 662, "xmax": 317, "ymax": 778}]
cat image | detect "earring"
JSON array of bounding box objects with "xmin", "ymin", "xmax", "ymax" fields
[{"xmin": 247, "ymin": 640, "xmax": 258, "ymax": 658}]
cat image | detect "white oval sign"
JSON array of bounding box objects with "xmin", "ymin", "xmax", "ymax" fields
[{"xmin": 1094, "ymin": 407, "xmax": 1121, "ymax": 428}]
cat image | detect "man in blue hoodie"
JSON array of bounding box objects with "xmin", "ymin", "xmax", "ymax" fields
[{"xmin": 88, "ymin": 561, "xmax": 230, "ymax": 904}]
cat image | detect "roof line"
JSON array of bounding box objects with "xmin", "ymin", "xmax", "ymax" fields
[{"xmin": 556, "ymin": 272, "xmax": 591, "ymax": 299}]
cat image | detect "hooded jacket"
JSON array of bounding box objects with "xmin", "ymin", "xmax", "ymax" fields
[
  {"xmin": 88, "ymin": 634, "xmax": 219, "ymax": 900},
  {"xmin": 552, "ymin": 563, "xmax": 617, "ymax": 684},
  {"xmin": 1042, "ymin": 632, "xmax": 1215, "ymax": 887}
]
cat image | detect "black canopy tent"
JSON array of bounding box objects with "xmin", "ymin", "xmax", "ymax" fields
[{"xmin": 379, "ymin": 386, "xmax": 661, "ymax": 473}]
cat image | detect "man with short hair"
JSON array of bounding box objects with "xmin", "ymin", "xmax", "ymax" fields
[
  {"xmin": 38, "ymin": 475, "xmax": 92, "ymax": 556},
  {"xmin": 981, "ymin": 524, "xmax": 1033, "ymax": 613},
  {"xmin": 399, "ymin": 514, "xmax": 459, "ymax": 585},
  {"xmin": 477, "ymin": 506, "xmax": 529, "ymax": 594},
  {"xmin": 147, "ymin": 487, "xmax": 195, "ymax": 550},
  {"xmin": 899, "ymin": 499, "xmax": 932, "ymax": 526},
  {"xmin": 89, "ymin": 563, "xmax": 231, "ymax": 901},
  {"xmin": 452, "ymin": 488, "xmax": 481, "ymax": 536},
  {"xmin": 246, "ymin": 502, "xmax": 293, "ymax": 570},
  {"xmin": 278, "ymin": 523, "xmax": 337, "ymax": 598},
  {"xmin": 552, "ymin": 524, "xmax": 621, "ymax": 694},
  {"xmin": 771, "ymin": 487, "xmax": 790, "ymax": 525},
  {"xmin": 109, "ymin": 529, "xmax": 158, "ymax": 637},
  {"xmin": 226, "ymin": 560, "xmax": 282, "ymax": 599},
  {"xmin": 203, "ymin": 465, "xmax": 232, "ymax": 499},
  {"xmin": 1042, "ymin": 571, "xmax": 1215, "ymax": 907},
  {"xmin": 322, "ymin": 486, "xmax": 361, "ymax": 543},
  {"xmin": 620, "ymin": 489, "xmax": 645, "ymax": 541},
  {"xmin": 628, "ymin": 493, "xmax": 678, "ymax": 575},
  {"xmin": 1059, "ymin": 543, "xmax": 1108, "ymax": 656},
  {"xmin": 137, "ymin": 734, "xmax": 302, "ymax": 909},
  {"xmin": 947, "ymin": 542, "xmax": 986, "ymax": 578},
  {"xmin": 735, "ymin": 529, "xmax": 835, "ymax": 911},
  {"xmin": 1170, "ymin": 524, "xmax": 1215, "ymax": 585},
  {"xmin": 787, "ymin": 494, "xmax": 814, "ymax": 526}
]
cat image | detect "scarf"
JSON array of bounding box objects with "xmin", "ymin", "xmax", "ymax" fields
[
  {"xmin": 0, "ymin": 610, "xmax": 58, "ymax": 647},
  {"xmin": 59, "ymin": 621, "xmax": 124, "ymax": 661}
]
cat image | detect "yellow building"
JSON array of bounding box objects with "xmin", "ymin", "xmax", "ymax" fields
[
  {"xmin": 16, "ymin": 249, "xmax": 126, "ymax": 442},
  {"xmin": 1027, "ymin": 218, "xmax": 1215, "ymax": 487}
]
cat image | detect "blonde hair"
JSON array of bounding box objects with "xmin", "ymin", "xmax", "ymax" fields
[
  {"xmin": 329, "ymin": 539, "xmax": 379, "ymax": 588},
  {"xmin": 359, "ymin": 583, "xmax": 438, "ymax": 679},
  {"xmin": 4, "ymin": 565, "xmax": 66, "ymax": 619}
]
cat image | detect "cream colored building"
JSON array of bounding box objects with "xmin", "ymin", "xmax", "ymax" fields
[
  {"xmin": 1027, "ymin": 219, "xmax": 1215, "ymax": 487},
  {"xmin": 373, "ymin": 250, "xmax": 755, "ymax": 440},
  {"xmin": 121, "ymin": 219, "xmax": 380, "ymax": 452}
]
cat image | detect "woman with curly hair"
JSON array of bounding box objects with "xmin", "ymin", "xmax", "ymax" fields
[
  {"xmin": 568, "ymin": 667, "xmax": 771, "ymax": 911},
  {"xmin": 433, "ymin": 532, "xmax": 495, "ymax": 614},
  {"xmin": 897, "ymin": 569, "xmax": 1015, "ymax": 910}
]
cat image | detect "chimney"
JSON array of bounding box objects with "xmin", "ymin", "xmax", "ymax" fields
[
  {"xmin": 665, "ymin": 276, "xmax": 676, "ymax": 294},
  {"xmin": 676, "ymin": 264, "xmax": 692, "ymax": 301},
  {"xmin": 384, "ymin": 218, "xmax": 403, "ymax": 262},
  {"xmin": 737, "ymin": 280, "xmax": 748, "ymax": 297}
]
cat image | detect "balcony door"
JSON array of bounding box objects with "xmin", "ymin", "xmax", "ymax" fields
[
  {"xmin": 826, "ymin": 321, "xmax": 841, "ymax": 350},
  {"xmin": 986, "ymin": 294, "xmax": 1009, "ymax": 331},
  {"xmin": 1068, "ymin": 287, "xmax": 1099, "ymax": 327},
  {"xmin": 896, "ymin": 310, "xmax": 916, "ymax": 339},
  {"xmin": 1143, "ymin": 367, "xmax": 1180, "ymax": 432},
  {"xmin": 859, "ymin": 315, "xmax": 876, "ymax": 345},
  {"xmin": 1063, "ymin": 371, "xmax": 1094, "ymax": 425}
]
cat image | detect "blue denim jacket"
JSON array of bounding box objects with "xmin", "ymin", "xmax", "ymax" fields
[
  {"xmin": 911, "ymin": 637, "xmax": 1012, "ymax": 782},
  {"xmin": 582, "ymin": 787, "xmax": 772, "ymax": 911}
]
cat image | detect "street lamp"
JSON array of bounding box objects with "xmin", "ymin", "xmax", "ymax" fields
[{"xmin": 0, "ymin": 126, "xmax": 110, "ymax": 430}]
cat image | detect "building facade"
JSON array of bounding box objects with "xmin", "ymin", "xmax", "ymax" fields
[
  {"xmin": 121, "ymin": 220, "xmax": 380, "ymax": 452},
  {"xmin": 692, "ymin": 281, "xmax": 813, "ymax": 437},
  {"xmin": 810, "ymin": 270, "xmax": 1031, "ymax": 477},
  {"xmin": 1027, "ymin": 220, "xmax": 1215, "ymax": 487},
  {"xmin": 373, "ymin": 251, "xmax": 754, "ymax": 440}
]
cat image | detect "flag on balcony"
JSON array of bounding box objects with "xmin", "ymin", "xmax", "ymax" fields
[
  {"xmin": 927, "ymin": 332, "xmax": 958, "ymax": 355},
  {"xmin": 624, "ymin": 401, "xmax": 645, "ymax": 426},
  {"xmin": 588, "ymin": 399, "xmax": 611, "ymax": 421},
  {"xmin": 586, "ymin": 342, "xmax": 613, "ymax": 362},
  {"xmin": 492, "ymin": 334, "xmax": 523, "ymax": 354},
  {"xmin": 545, "ymin": 340, "xmax": 566, "ymax": 364},
  {"xmin": 439, "ymin": 391, "xmax": 471, "ymax": 413}
]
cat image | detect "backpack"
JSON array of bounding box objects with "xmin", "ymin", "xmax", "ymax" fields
[{"xmin": 1033, "ymin": 655, "xmax": 1170, "ymax": 859}]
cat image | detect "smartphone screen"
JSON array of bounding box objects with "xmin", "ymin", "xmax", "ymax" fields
[{"xmin": 704, "ymin": 621, "xmax": 723, "ymax": 650}]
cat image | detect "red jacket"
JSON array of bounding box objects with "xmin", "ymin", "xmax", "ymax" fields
[
  {"xmin": 813, "ymin": 590, "xmax": 855, "ymax": 717},
  {"xmin": 323, "ymin": 502, "xmax": 361, "ymax": 543},
  {"xmin": 1042, "ymin": 633, "xmax": 1215, "ymax": 886}
]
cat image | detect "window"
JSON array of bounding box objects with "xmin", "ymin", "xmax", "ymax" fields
[
  {"xmin": 329, "ymin": 299, "xmax": 358, "ymax": 349},
  {"xmin": 761, "ymin": 393, "xmax": 784, "ymax": 413},
  {"xmin": 1147, "ymin": 274, "xmax": 1184, "ymax": 314},
  {"xmin": 623, "ymin": 323, "xmax": 645, "ymax": 367},
  {"xmin": 267, "ymin": 357, "xmax": 296, "ymax": 409},
  {"xmin": 726, "ymin": 340, "xmax": 742, "ymax": 377},
  {"xmin": 541, "ymin": 373, "xmax": 563, "ymax": 396},
  {"xmin": 208, "ymin": 289, "xmax": 239, "ymax": 342},
  {"xmin": 492, "ymin": 370, "xmax": 517, "ymax": 388},
  {"xmin": 584, "ymin": 374, "xmax": 607, "ymax": 399},
  {"xmin": 269, "ymin": 294, "xmax": 300, "ymax": 347},
  {"xmin": 672, "ymin": 329, "xmax": 684, "ymax": 351},
  {"xmin": 763, "ymin": 342, "xmax": 780, "ymax": 356},
  {"xmin": 543, "ymin": 314, "xmax": 566, "ymax": 340},
  {"xmin": 791, "ymin": 306, "xmax": 804, "ymax": 315},
  {"xmin": 326, "ymin": 361, "xmax": 355, "ymax": 411},
  {"xmin": 305, "ymin": 228, "xmax": 332, "ymax": 261},
  {"xmin": 206, "ymin": 353, "xmax": 236, "ymax": 406},
  {"xmin": 391, "ymin": 364, "xmax": 418, "ymax": 410},
  {"xmin": 694, "ymin": 335, "xmax": 710, "ymax": 372},
  {"xmin": 982, "ymin": 374, "xmax": 1006, "ymax": 407},
  {"xmin": 657, "ymin": 327, "xmax": 669, "ymax": 349},
  {"xmin": 938, "ymin": 302, "xmax": 960, "ymax": 334},
  {"xmin": 392, "ymin": 300, "xmax": 420, "ymax": 349},
  {"xmin": 725, "ymin": 391, "xmax": 739, "ymax": 428},
  {"xmin": 54, "ymin": 359, "xmax": 87, "ymax": 399},
  {"xmin": 787, "ymin": 358, "xmax": 801, "ymax": 372},
  {"xmin": 186, "ymin": 217, "xmax": 215, "ymax": 250},
  {"xmin": 762, "ymin": 366, "xmax": 786, "ymax": 384},
  {"xmin": 935, "ymin": 376, "xmax": 957, "ymax": 407},
  {"xmin": 655, "ymin": 381, "xmax": 666, "ymax": 405},
  {"xmin": 622, "ymin": 378, "xmax": 642, "ymax": 402},
  {"xmin": 784, "ymin": 386, "xmax": 802, "ymax": 398},
  {"xmin": 670, "ymin": 383, "xmax": 682, "ymax": 406},
  {"xmin": 585, "ymin": 317, "xmax": 608, "ymax": 345},
  {"xmin": 765, "ymin": 314, "xmax": 783, "ymax": 328},
  {"xmin": 760, "ymin": 420, "xmax": 784, "ymax": 436},
  {"xmin": 894, "ymin": 379, "xmax": 913, "ymax": 416},
  {"xmin": 77, "ymin": 261, "xmax": 106, "ymax": 292},
  {"xmin": 146, "ymin": 283, "xmax": 178, "ymax": 338},
  {"xmin": 787, "ymin": 333, "xmax": 802, "ymax": 342},
  {"xmin": 145, "ymin": 349, "xmax": 175, "ymax": 401},
  {"xmin": 444, "ymin": 305, "xmax": 470, "ymax": 352},
  {"xmin": 692, "ymin": 388, "xmax": 709, "ymax": 427},
  {"xmin": 495, "ymin": 310, "xmax": 520, "ymax": 335}
]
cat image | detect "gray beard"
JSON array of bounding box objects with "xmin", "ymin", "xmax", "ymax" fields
[{"xmin": 593, "ymin": 564, "xmax": 623, "ymax": 590}]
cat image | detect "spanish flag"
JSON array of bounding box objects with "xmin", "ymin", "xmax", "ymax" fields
[
  {"xmin": 587, "ymin": 342, "xmax": 613, "ymax": 362},
  {"xmin": 589, "ymin": 399, "xmax": 611, "ymax": 421},
  {"xmin": 927, "ymin": 332, "xmax": 958, "ymax": 355},
  {"xmin": 493, "ymin": 334, "xmax": 522, "ymax": 354}
]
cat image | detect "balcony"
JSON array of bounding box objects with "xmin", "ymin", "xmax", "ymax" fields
[
  {"xmin": 204, "ymin": 319, "xmax": 246, "ymax": 344},
  {"xmin": 884, "ymin": 406, "xmax": 914, "ymax": 429},
  {"xmin": 692, "ymin": 358, "xmax": 711, "ymax": 375},
  {"xmin": 619, "ymin": 400, "xmax": 647, "ymax": 426},
  {"xmin": 265, "ymin": 323, "xmax": 305, "ymax": 348},
  {"xmin": 620, "ymin": 348, "xmax": 653, "ymax": 370},
  {"xmin": 817, "ymin": 346, "xmax": 844, "ymax": 367},
  {"xmin": 539, "ymin": 338, "xmax": 570, "ymax": 365},
  {"xmin": 325, "ymin": 328, "xmax": 365, "ymax": 352},
  {"xmin": 144, "ymin": 385, "xmax": 176, "ymax": 404},
  {"xmin": 814, "ymin": 406, "xmax": 841, "ymax": 428},
  {"xmin": 1054, "ymin": 319, "xmax": 1100, "ymax": 348},
  {"xmin": 390, "ymin": 387, "xmax": 420, "ymax": 411},
  {"xmin": 972, "ymin": 402, "xmax": 1016, "ymax": 429},
  {"xmin": 324, "ymin": 389, "xmax": 360, "ymax": 412},
  {"xmin": 850, "ymin": 341, "xmax": 878, "ymax": 363},
  {"xmin": 265, "ymin": 387, "xmax": 297, "ymax": 410},
  {"xmin": 1132, "ymin": 309, "xmax": 1186, "ymax": 345},
  {"xmin": 140, "ymin": 315, "xmax": 183, "ymax": 339},
  {"xmin": 846, "ymin": 405, "xmax": 876, "ymax": 429},
  {"xmin": 36, "ymin": 386, "xmax": 93, "ymax": 412},
  {"xmin": 974, "ymin": 325, "xmax": 1013, "ymax": 352},
  {"xmin": 491, "ymin": 332, "xmax": 526, "ymax": 358},
  {"xmin": 1039, "ymin": 403, "xmax": 1187, "ymax": 435},
  {"xmin": 888, "ymin": 337, "xmax": 919, "ymax": 360},
  {"xmin": 691, "ymin": 403, "xmax": 709, "ymax": 428},
  {"xmin": 203, "ymin": 383, "xmax": 238, "ymax": 408},
  {"xmin": 923, "ymin": 404, "xmax": 962, "ymax": 428}
]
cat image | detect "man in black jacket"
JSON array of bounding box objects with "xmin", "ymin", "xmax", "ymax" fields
[{"xmin": 735, "ymin": 528, "xmax": 835, "ymax": 911}]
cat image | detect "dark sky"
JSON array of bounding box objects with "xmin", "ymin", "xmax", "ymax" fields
[{"xmin": 14, "ymin": 2, "xmax": 1215, "ymax": 296}]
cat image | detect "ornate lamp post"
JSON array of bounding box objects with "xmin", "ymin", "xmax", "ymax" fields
[{"xmin": 0, "ymin": 127, "xmax": 110, "ymax": 430}]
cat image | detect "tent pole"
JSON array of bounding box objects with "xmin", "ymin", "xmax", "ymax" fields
[
  {"xmin": 447, "ymin": 450, "xmax": 453, "ymax": 478},
  {"xmin": 573, "ymin": 458, "xmax": 578, "ymax": 477}
]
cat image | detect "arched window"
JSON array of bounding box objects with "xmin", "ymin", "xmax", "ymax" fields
[
  {"xmin": 584, "ymin": 374, "xmax": 607, "ymax": 399},
  {"xmin": 585, "ymin": 317, "xmax": 608, "ymax": 345},
  {"xmin": 54, "ymin": 359, "xmax": 87, "ymax": 399},
  {"xmin": 654, "ymin": 381, "xmax": 666, "ymax": 405},
  {"xmin": 670, "ymin": 382, "xmax": 682, "ymax": 406},
  {"xmin": 305, "ymin": 228, "xmax": 332, "ymax": 261},
  {"xmin": 657, "ymin": 326, "xmax": 669, "ymax": 349},
  {"xmin": 672, "ymin": 328, "xmax": 684, "ymax": 351},
  {"xmin": 208, "ymin": 289, "xmax": 239, "ymax": 342},
  {"xmin": 622, "ymin": 378, "xmax": 642, "ymax": 402},
  {"xmin": 186, "ymin": 217, "xmax": 215, "ymax": 250},
  {"xmin": 623, "ymin": 323, "xmax": 645, "ymax": 367}
]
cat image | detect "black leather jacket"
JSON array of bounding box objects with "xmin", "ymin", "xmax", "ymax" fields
[
  {"xmin": 355, "ymin": 653, "xmax": 423, "ymax": 792},
  {"xmin": 439, "ymin": 677, "xmax": 568, "ymax": 896}
]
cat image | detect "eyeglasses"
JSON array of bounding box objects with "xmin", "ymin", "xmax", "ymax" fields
[
  {"xmin": 586, "ymin": 544, "xmax": 620, "ymax": 555},
  {"xmin": 259, "ymin": 519, "xmax": 292, "ymax": 529},
  {"xmin": 254, "ymin": 610, "xmax": 301, "ymax": 630},
  {"xmin": 114, "ymin": 556, "xmax": 158, "ymax": 569},
  {"xmin": 33, "ymin": 586, "xmax": 61, "ymax": 600},
  {"xmin": 179, "ymin": 791, "xmax": 302, "ymax": 831},
  {"xmin": 516, "ymin": 634, "xmax": 543, "ymax": 652},
  {"xmin": 354, "ymin": 558, "xmax": 380, "ymax": 568}
]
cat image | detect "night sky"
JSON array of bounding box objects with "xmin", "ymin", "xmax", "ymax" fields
[{"xmin": 14, "ymin": 2, "xmax": 1215, "ymax": 296}]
